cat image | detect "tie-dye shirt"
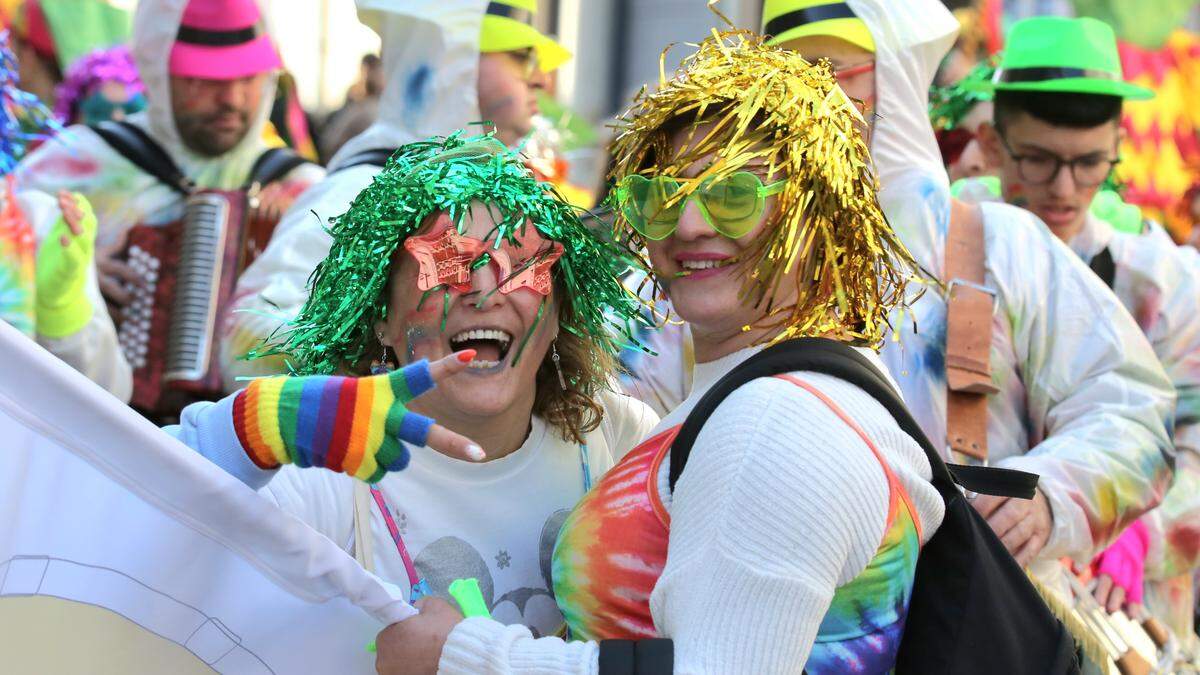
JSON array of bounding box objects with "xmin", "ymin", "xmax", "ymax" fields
[
  {"xmin": 438, "ymin": 346, "xmax": 945, "ymax": 674},
  {"xmin": 0, "ymin": 179, "xmax": 34, "ymax": 336},
  {"xmin": 553, "ymin": 403, "xmax": 924, "ymax": 673}
]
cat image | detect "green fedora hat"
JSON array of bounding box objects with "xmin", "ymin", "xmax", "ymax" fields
[{"xmin": 984, "ymin": 16, "xmax": 1153, "ymax": 100}]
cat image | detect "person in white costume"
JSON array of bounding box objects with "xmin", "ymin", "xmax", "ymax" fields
[
  {"xmin": 958, "ymin": 16, "xmax": 1200, "ymax": 640},
  {"xmin": 626, "ymin": 9, "xmax": 1174, "ymax": 578},
  {"xmin": 223, "ymin": 0, "xmax": 569, "ymax": 383},
  {"xmin": 14, "ymin": 0, "xmax": 324, "ymax": 402},
  {"xmin": 769, "ymin": 0, "xmax": 1175, "ymax": 585}
]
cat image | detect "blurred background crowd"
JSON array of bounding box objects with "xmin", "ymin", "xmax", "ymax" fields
[{"xmin": 8, "ymin": 0, "xmax": 1200, "ymax": 247}]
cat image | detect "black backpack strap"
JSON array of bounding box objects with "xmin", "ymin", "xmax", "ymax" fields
[
  {"xmin": 598, "ymin": 639, "xmax": 673, "ymax": 675},
  {"xmin": 1088, "ymin": 246, "xmax": 1116, "ymax": 289},
  {"xmin": 668, "ymin": 338, "xmax": 1039, "ymax": 501},
  {"xmin": 333, "ymin": 147, "xmax": 394, "ymax": 173},
  {"xmin": 90, "ymin": 120, "xmax": 193, "ymax": 195},
  {"xmin": 245, "ymin": 147, "xmax": 315, "ymax": 189}
]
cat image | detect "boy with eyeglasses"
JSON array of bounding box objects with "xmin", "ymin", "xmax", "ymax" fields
[{"xmin": 969, "ymin": 16, "xmax": 1200, "ymax": 641}]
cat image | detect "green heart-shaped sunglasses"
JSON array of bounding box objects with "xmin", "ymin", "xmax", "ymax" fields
[{"xmin": 614, "ymin": 171, "xmax": 786, "ymax": 241}]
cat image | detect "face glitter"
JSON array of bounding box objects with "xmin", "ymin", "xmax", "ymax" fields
[{"xmin": 403, "ymin": 326, "xmax": 432, "ymax": 365}]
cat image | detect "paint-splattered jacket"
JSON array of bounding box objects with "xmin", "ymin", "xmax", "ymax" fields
[
  {"xmin": 12, "ymin": 0, "xmax": 324, "ymax": 401},
  {"xmin": 1063, "ymin": 213, "xmax": 1200, "ymax": 639},
  {"xmin": 881, "ymin": 176, "xmax": 1175, "ymax": 576},
  {"xmin": 857, "ymin": 0, "xmax": 1175, "ymax": 581}
]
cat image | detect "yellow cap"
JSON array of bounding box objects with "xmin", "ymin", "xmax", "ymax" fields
[
  {"xmin": 479, "ymin": 0, "xmax": 572, "ymax": 73},
  {"xmin": 761, "ymin": 0, "xmax": 876, "ymax": 53}
]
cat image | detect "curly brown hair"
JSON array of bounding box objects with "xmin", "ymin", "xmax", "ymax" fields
[{"xmin": 532, "ymin": 281, "xmax": 616, "ymax": 444}]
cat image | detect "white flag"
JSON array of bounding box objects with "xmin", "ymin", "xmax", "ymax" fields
[{"xmin": 0, "ymin": 321, "xmax": 414, "ymax": 673}]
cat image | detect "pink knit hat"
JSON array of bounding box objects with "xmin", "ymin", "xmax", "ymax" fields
[{"xmin": 168, "ymin": 0, "xmax": 282, "ymax": 80}]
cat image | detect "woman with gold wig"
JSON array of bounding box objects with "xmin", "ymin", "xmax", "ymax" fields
[{"xmin": 375, "ymin": 27, "xmax": 945, "ymax": 675}]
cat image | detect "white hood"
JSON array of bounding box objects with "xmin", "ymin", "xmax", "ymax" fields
[
  {"xmin": 328, "ymin": 0, "xmax": 486, "ymax": 171},
  {"xmin": 129, "ymin": 0, "xmax": 279, "ymax": 186},
  {"xmin": 854, "ymin": 0, "xmax": 1177, "ymax": 569},
  {"xmin": 847, "ymin": 0, "xmax": 959, "ymax": 274}
]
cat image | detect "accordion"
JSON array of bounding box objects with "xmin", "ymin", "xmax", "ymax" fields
[
  {"xmin": 116, "ymin": 191, "xmax": 275, "ymax": 419},
  {"xmin": 89, "ymin": 121, "xmax": 311, "ymax": 421}
]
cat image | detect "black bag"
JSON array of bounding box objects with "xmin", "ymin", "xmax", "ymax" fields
[{"xmin": 667, "ymin": 337, "xmax": 1079, "ymax": 675}]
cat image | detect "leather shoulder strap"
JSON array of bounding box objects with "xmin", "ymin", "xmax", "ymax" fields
[
  {"xmin": 90, "ymin": 121, "xmax": 193, "ymax": 195},
  {"xmin": 944, "ymin": 200, "xmax": 998, "ymax": 462},
  {"xmin": 246, "ymin": 147, "xmax": 314, "ymax": 190}
]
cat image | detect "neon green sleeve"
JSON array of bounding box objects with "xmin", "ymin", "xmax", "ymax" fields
[{"xmin": 35, "ymin": 193, "xmax": 97, "ymax": 338}]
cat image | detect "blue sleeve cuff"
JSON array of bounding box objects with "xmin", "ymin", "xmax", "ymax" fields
[{"xmin": 168, "ymin": 394, "xmax": 279, "ymax": 490}]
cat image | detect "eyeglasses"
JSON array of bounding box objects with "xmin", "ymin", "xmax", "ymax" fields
[
  {"xmin": 508, "ymin": 48, "xmax": 541, "ymax": 80},
  {"xmin": 833, "ymin": 60, "xmax": 875, "ymax": 82},
  {"xmin": 615, "ymin": 171, "xmax": 786, "ymax": 241},
  {"xmin": 998, "ymin": 136, "xmax": 1119, "ymax": 187}
]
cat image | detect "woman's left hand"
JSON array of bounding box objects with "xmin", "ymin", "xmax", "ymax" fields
[{"xmin": 375, "ymin": 597, "xmax": 465, "ymax": 675}]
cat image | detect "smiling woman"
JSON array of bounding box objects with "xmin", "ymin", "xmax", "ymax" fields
[
  {"xmin": 162, "ymin": 131, "xmax": 660, "ymax": 638},
  {"xmin": 262, "ymin": 133, "xmax": 645, "ymax": 449}
]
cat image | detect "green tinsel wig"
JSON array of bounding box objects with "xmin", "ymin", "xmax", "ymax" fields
[
  {"xmin": 255, "ymin": 132, "xmax": 646, "ymax": 376},
  {"xmin": 929, "ymin": 58, "xmax": 997, "ymax": 131}
]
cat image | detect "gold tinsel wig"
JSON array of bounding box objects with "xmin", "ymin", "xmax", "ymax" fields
[{"xmin": 608, "ymin": 25, "xmax": 917, "ymax": 347}]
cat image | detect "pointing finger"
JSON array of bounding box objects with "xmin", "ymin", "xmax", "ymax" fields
[{"xmin": 426, "ymin": 424, "xmax": 485, "ymax": 462}]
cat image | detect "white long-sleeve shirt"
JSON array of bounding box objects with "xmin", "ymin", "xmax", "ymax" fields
[{"xmin": 436, "ymin": 347, "xmax": 945, "ymax": 674}]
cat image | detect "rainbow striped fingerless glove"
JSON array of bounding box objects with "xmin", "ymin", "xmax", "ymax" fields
[{"xmin": 231, "ymin": 360, "xmax": 436, "ymax": 483}]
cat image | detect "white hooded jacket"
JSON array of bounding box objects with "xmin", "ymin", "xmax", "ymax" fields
[
  {"xmin": 221, "ymin": 0, "xmax": 485, "ymax": 384},
  {"xmin": 853, "ymin": 0, "xmax": 1175, "ymax": 571},
  {"xmin": 14, "ymin": 0, "xmax": 325, "ymax": 400}
]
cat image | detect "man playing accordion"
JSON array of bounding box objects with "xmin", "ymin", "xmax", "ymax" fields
[{"xmin": 15, "ymin": 0, "xmax": 323, "ymax": 418}]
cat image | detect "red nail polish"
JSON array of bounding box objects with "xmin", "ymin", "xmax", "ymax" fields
[{"xmin": 457, "ymin": 350, "xmax": 477, "ymax": 363}]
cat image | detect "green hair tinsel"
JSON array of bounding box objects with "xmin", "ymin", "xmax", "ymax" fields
[
  {"xmin": 252, "ymin": 131, "xmax": 647, "ymax": 375},
  {"xmin": 929, "ymin": 58, "xmax": 997, "ymax": 131}
]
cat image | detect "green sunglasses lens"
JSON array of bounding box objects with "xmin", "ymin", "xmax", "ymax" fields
[
  {"xmin": 699, "ymin": 172, "xmax": 768, "ymax": 238},
  {"xmin": 620, "ymin": 175, "xmax": 682, "ymax": 240}
]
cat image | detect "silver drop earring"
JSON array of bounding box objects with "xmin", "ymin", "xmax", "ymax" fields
[
  {"xmin": 551, "ymin": 341, "xmax": 567, "ymax": 391},
  {"xmin": 372, "ymin": 333, "xmax": 395, "ymax": 375}
]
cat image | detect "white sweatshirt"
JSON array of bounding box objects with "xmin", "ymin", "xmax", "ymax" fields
[
  {"xmin": 437, "ymin": 347, "xmax": 946, "ymax": 674},
  {"xmin": 169, "ymin": 388, "xmax": 658, "ymax": 638}
]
